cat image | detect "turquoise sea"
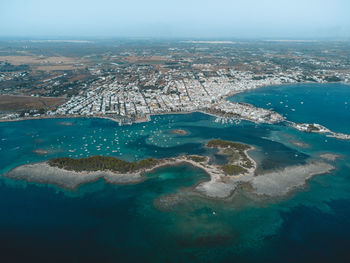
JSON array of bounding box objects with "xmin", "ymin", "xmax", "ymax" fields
[{"xmin": 0, "ymin": 83, "xmax": 350, "ymax": 262}]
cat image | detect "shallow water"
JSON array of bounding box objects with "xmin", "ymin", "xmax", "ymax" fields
[{"xmin": 0, "ymin": 83, "xmax": 350, "ymax": 262}]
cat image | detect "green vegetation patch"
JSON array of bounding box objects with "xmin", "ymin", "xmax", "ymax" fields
[
  {"xmin": 222, "ymin": 164, "xmax": 247, "ymax": 175},
  {"xmin": 307, "ymin": 124, "xmax": 320, "ymax": 132},
  {"xmin": 207, "ymin": 139, "xmax": 250, "ymax": 151},
  {"xmin": 242, "ymin": 158, "xmax": 254, "ymax": 168},
  {"xmin": 187, "ymin": 155, "xmax": 207, "ymax": 163},
  {"xmin": 48, "ymin": 156, "xmax": 159, "ymax": 173}
]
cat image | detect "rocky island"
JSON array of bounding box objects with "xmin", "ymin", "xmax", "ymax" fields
[
  {"xmin": 291, "ymin": 122, "xmax": 350, "ymax": 140},
  {"xmin": 168, "ymin": 129, "xmax": 188, "ymax": 135},
  {"xmin": 4, "ymin": 139, "xmax": 334, "ymax": 199}
]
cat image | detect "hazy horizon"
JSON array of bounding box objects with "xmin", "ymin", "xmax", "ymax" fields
[{"xmin": 1, "ymin": 0, "xmax": 350, "ymax": 39}]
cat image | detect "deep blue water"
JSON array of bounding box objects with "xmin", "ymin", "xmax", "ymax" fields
[
  {"xmin": 229, "ymin": 83, "xmax": 350, "ymax": 133},
  {"xmin": 0, "ymin": 83, "xmax": 350, "ymax": 262}
]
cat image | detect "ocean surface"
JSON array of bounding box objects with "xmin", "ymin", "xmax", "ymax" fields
[
  {"xmin": 229, "ymin": 83, "xmax": 350, "ymax": 133},
  {"xmin": 0, "ymin": 83, "xmax": 350, "ymax": 262}
]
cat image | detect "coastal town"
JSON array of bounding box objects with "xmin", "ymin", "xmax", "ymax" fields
[
  {"xmin": 46, "ymin": 69, "xmax": 288, "ymax": 124},
  {"xmin": 1, "ymin": 40, "xmax": 350, "ymax": 129}
]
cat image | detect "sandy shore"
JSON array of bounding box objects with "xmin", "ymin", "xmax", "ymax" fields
[
  {"xmin": 250, "ymin": 161, "xmax": 334, "ymax": 197},
  {"xmin": 193, "ymin": 147, "xmax": 257, "ymax": 198},
  {"xmin": 194, "ymin": 161, "xmax": 334, "ymax": 199},
  {"xmin": 3, "ymin": 156, "xmax": 217, "ymax": 190},
  {"xmin": 5, "ymin": 162, "xmax": 145, "ymax": 190},
  {"xmin": 319, "ymin": 153, "xmax": 341, "ymax": 161},
  {"xmin": 3, "ymin": 150, "xmax": 335, "ymax": 200},
  {"xmin": 168, "ymin": 129, "xmax": 188, "ymax": 135}
]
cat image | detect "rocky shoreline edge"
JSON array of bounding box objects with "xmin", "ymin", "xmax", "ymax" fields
[{"xmin": 4, "ymin": 158, "xmax": 335, "ymax": 201}]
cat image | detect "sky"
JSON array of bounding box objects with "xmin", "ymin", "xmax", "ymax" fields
[{"xmin": 1, "ymin": 0, "xmax": 350, "ymax": 39}]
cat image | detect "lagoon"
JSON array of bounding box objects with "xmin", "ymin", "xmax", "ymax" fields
[{"xmin": 1, "ymin": 83, "xmax": 350, "ymax": 262}]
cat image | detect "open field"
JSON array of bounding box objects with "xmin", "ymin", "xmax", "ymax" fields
[
  {"xmin": 0, "ymin": 55, "xmax": 86, "ymax": 71},
  {"xmin": 33, "ymin": 64, "xmax": 83, "ymax": 71},
  {"xmin": 124, "ymin": 55, "xmax": 169, "ymax": 63},
  {"xmin": 0, "ymin": 95, "xmax": 66, "ymax": 112},
  {"xmin": 0, "ymin": 55, "xmax": 77, "ymax": 65}
]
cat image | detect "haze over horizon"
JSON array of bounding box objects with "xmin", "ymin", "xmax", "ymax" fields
[{"xmin": 1, "ymin": 0, "xmax": 350, "ymax": 39}]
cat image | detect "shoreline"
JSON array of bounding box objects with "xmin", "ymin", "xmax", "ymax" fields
[
  {"xmin": 2, "ymin": 143, "xmax": 335, "ymax": 200},
  {"xmin": 3, "ymin": 140, "xmax": 258, "ymax": 196},
  {"xmin": 0, "ymin": 81, "xmax": 326, "ymax": 124},
  {"xmin": 2, "ymin": 111, "xmax": 349, "ymax": 141},
  {"xmin": 3, "ymin": 156, "xmax": 216, "ymax": 191},
  {"xmin": 1, "ymin": 82, "xmax": 349, "ymax": 141},
  {"xmin": 250, "ymin": 161, "xmax": 334, "ymax": 197}
]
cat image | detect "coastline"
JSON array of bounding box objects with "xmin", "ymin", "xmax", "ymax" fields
[
  {"xmin": 5, "ymin": 162, "xmax": 145, "ymax": 190},
  {"xmin": 3, "ymin": 144, "xmax": 335, "ymax": 200},
  {"xmin": 2, "ymin": 82, "xmax": 349, "ymax": 141},
  {"xmin": 3, "ymin": 140, "xmax": 258, "ymax": 195},
  {"xmin": 3, "ymin": 157, "xmax": 213, "ymax": 190},
  {"xmin": 0, "ymin": 81, "xmax": 311, "ymax": 124},
  {"xmin": 2, "ymin": 111, "xmax": 349, "ymax": 141},
  {"xmin": 1, "ymin": 82, "xmax": 346, "ymax": 199},
  {"xmin": 250, "ymin": 161, "xmax": 334, "ymax": 197}
]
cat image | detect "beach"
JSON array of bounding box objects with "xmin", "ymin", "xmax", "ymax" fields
[{"xmin": 4, "ymin": 149, "xmax": 335, "ymax": 200}]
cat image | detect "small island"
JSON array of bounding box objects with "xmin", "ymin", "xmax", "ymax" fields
[
  {"xmin": 4, "ymin": 139, "xmax": 334, "ymax": 199},
  {"xmin": 292, "ymin": 122, "xmax": 350, "ymax": 140},
  {"xmin": 48, "ymin": 156, "xmax": 160, "ymax": 173},
  {"xmin": 168, "ymin": 129, "xmax": 188, "ymax": 135}
]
